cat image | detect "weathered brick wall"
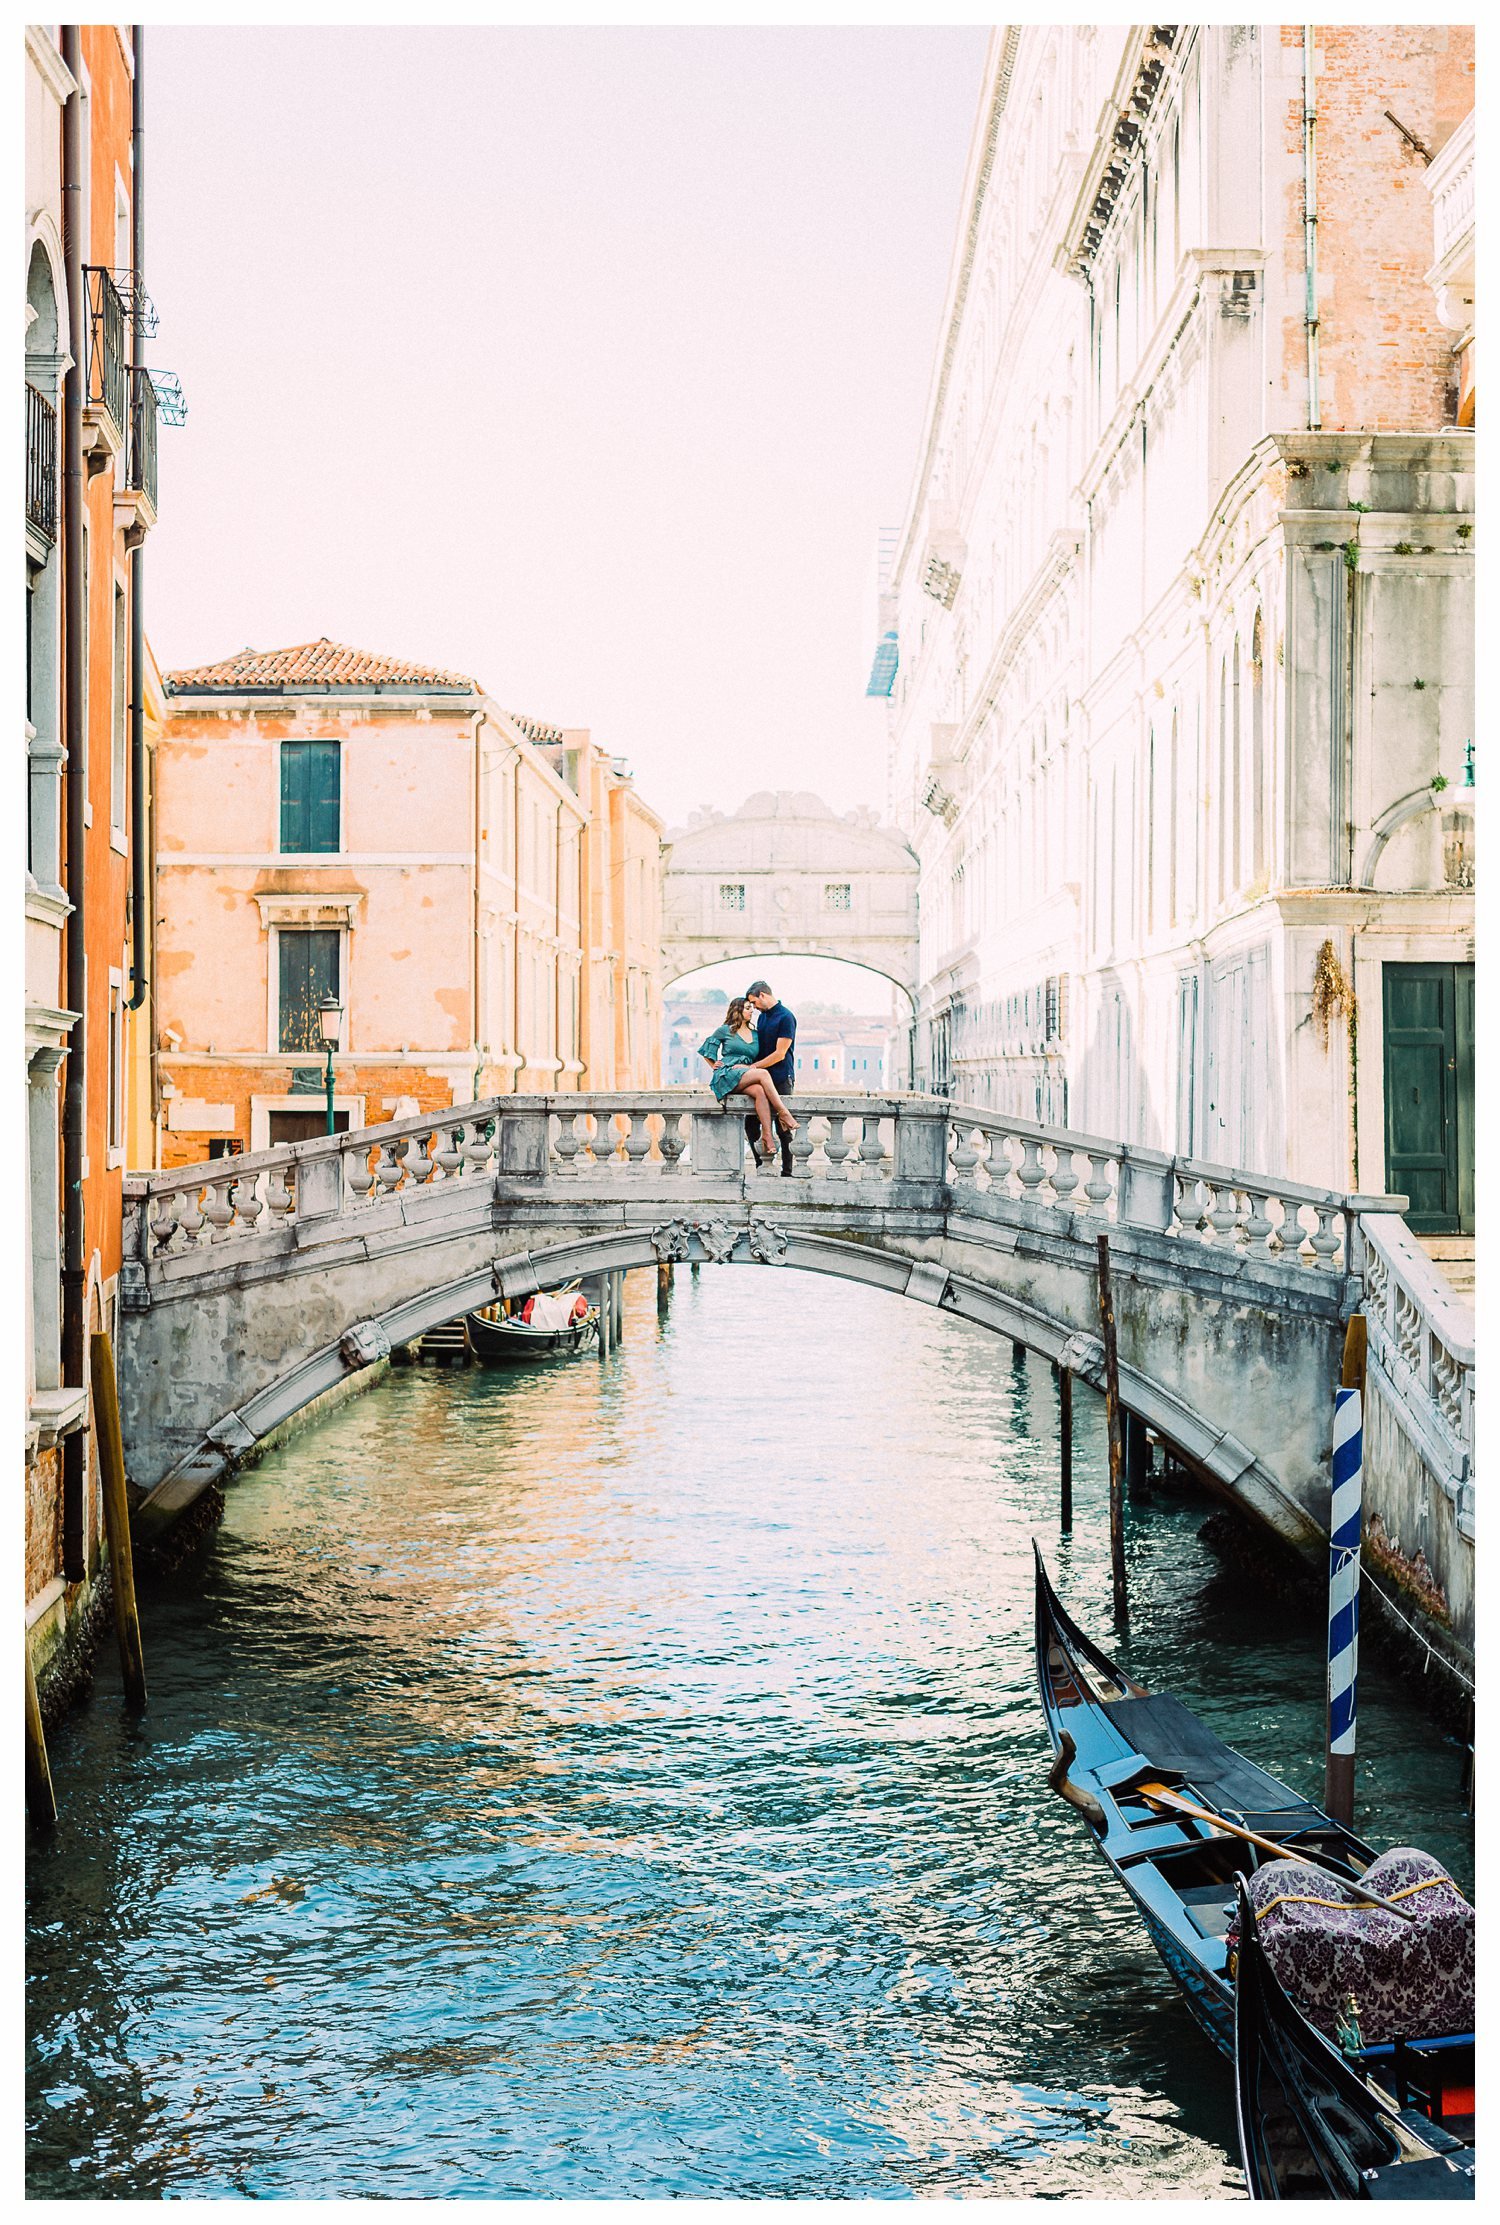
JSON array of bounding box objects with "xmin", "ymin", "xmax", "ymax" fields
[
  {"xmin": 26, "ymin": 1447, "xmax": 63, "ymax": 1602},
  {"xmin": 1279, "ymin": 24, "xmax": 1474, "ymax": 431},
  {"xmin": 159, "ymin": 1061, "xmax": 463, "ymax": 1167}
]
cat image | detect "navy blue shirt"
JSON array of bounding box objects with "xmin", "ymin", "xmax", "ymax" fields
[{"xmin": 756, "ymin": 1001, "xmax": 796, "ymax": 1090}]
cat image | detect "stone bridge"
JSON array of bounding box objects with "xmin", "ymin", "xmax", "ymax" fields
[{"xmin": 119, "ymin": 1093, "xmax": 1428, "ymax": 1563}]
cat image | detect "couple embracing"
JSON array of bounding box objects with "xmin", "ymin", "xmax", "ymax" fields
[{"xmin": 698, "ymin": 981, "xmax": 798, "ymax": 1175}]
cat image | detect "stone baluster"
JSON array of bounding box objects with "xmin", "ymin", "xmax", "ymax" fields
[
  {"xmin": 1205, "ymin": 1184, "xmax": 1239, "ymax": 1242},
  {"xmin": 176, "ymin": 1185, "xmax": 206, "ymax": 1246},
  {"xmin": 822, "ymin": 1116, "xmax": 855, "ymax": 1180},
  {"xmin": 622, "ymin": 1115, "xmax": 655, "ymax": 1174},
  {"xmin": 265, "ymin": 1163, "xmax": 297, "ymax": 1221},
  {"xmin": 346, "ymin": 1144, "xmax": 376, "ymax": 1203},
  {"xmin": 789, "ymin": 1122, "xmax": 816, "ymax": 1179},
  {"xmin": 375, "ymin": 1137, "xmax": 409, "ymax": 1192},
  {"xmin": 149, "ymin": 1191, "xmax": 182, "ymax": 1252},
  {"xmin": 950, "ymin": 1125, "xmax": 982, "ymax": 1188},
  {"xmin": 658, "ymin": 1113, "xmax": 687, "ymax": 1171},
  {"xmin": 466, "ymin": 1117, "xmax": 495, "ymax": 1176},
  {"xmin": 552, "ymin": 1114, "xmax": 583, "ymax": 1177},
  {"xmin": 1050, "ymin": 1146, "xmax": 1083, "ymax": 1208},
  {"xmin": 859, "ymin": 1112, "xmax": 885, "ymax": 1180},
  {"xmin": 1276, "ymin": 1199, "xmax": 1309, "ymax": 1263},
  {"xmin": 202, "ymin": 1179, "xmax": 239, "ymax": 1242},
  {"xmin": 410, "ymin": 1129, "xmax": 440, "ymax": 1184},
  {"xmin": 1308, "ymin": 1202, "xmax": 1343, "ymax": 1270},
  {"xmin": 1241, "ymin": 1185, "xmax": 1274, "ymax": 1251},
  {"xmin": 235, "ymin": 1173, "xmax": 265, "ymax": 1232},
  {"xmin": 1015, "ymin": 1135, "xmax": 1047, "ymax": 1199},
  {"xmin": 1082, "ymin": 1153, "xmax": 1115, "ymax": 1215},
  {"xmin": 433, "ymin": 1123, "xmax": 465, "ymax": 1180}
]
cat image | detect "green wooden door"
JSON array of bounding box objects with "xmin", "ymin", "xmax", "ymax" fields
[{"xmin": 1383, "ymin": 962, "xmax": 1474, "ymax": 1233}]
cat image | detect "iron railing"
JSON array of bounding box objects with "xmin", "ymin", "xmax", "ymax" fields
[
  {"xmin": 129, "ymin": 365, "xmax": 158, "ymax": 512},
  {"xmin": 84, "ymin": 266, "xmax": 127, "ymax": 440},
  {"xmin": 26, "ymin": 381, "xmax": 57, "ymax": 543}
]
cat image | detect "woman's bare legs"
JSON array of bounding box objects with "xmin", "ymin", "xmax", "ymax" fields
[
  {"xmin": 738, "ymin": 1076, "xmax": 777, "ymax": 1156},
  {"xmin": 750, "ymin": 1070, "xmax": 798, "ymax": 1135}
]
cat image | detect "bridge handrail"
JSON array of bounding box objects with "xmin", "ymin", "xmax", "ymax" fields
[
  {"xmin": 122, "ymin": 1088, "xmax": 934, "ymax": 1197},
  {"xmin": 123, "ymin": 1088, "xmax": 1406, "ymax": 1283},
  {"xmin": 1358, "ymin": 1214, "xmax": 1474, "ymax": 1494}
]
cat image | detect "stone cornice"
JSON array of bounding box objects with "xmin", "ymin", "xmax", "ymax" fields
[{"xmin": 25, "ymin": 25, "xmax": 76, "ymax": 105}]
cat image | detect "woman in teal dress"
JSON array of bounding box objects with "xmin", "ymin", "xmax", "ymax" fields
[{"xmin": 698, "ymin": 997, "xmax": 798, "ymax": 1163}]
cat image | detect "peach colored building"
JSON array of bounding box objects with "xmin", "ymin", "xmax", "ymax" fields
[{"xmin": 153, "ymin": 640, "xmax": 664, "ymax": 1165}]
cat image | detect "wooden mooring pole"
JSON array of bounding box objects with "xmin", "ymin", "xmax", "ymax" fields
[
  {"xmin": 90, "ymin": 1330, "xmax": 148, "ymax": 1713},
  {"xmin": 1324, "ymin": 1314, "xmax": 1367, "ymax": 1830},
  {"xmin": 1095, "ymin": 1235, "xmax": 1128, "ymax": 1626},
  {"xmin": 25, "ymin": 1648, "xmax": 57, "ymax": 1828},
  {"xmin": 1058, "ymin": 1369, "xmax": 1073, "ymax": 1532}
]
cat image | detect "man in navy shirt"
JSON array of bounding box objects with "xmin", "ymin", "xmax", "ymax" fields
[{"xmin": 744, "ymin": 980, "xmax": 796, "ymax": 1174}]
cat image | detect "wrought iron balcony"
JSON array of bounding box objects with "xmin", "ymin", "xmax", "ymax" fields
[
  {"xmin": 129, "ymin": 365, "xmax": 158, "ymax": 515},
  {"xmin": 26, "ymin": 381, "xmax": 57, "ymax": 546},
  {"xmin": 84, "ymin": 265, "xmax": 127, "ymax": 446}
]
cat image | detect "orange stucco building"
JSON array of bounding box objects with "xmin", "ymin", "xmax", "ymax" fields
[{"xmin": 26, "ymin": 25, "xmax": 171, "ymax": 1703}]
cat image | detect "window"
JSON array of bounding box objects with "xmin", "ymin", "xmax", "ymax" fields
[
  {"xmin": 111, "ymin": 581, "xmax": 127, "ymax": 839},
  {"xmin": 278, "ymin": 928, "xmax": 340, "ymax": 1052},
  {"xmin": 824, "ymin": 882, "xmax": 852, "ymax": 912},
  {"xmin": 718, "ymin": 883, "xmax": 745, "ymax": 912},
  {"xmin": 280, "ymin": 740, "xmax": 341, "ymax": 854}
]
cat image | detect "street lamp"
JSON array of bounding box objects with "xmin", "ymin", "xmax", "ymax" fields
[{"xmin": 317, "ymin": 993, "xmax": 343, "ymax": 1135}]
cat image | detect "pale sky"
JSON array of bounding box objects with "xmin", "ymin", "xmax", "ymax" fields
[{"xmin": 147, "ymin": 27, "xmax": 986, "ymax": 842}]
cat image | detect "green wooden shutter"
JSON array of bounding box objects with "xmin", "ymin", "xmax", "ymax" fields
[
  {"xmin": 280, "ymin": 742, "xmax": 340, "ymax": 854},
  {"xmin": 278, "ymin": 929, "xmax": 340, "ymax": 1052}
]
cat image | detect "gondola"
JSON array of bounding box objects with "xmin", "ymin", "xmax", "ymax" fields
[
  {"xmin": 1034, "ymin": 1545, "xmax": 1377, "ymax": 2055},
  {"xmin": 1234, "ymin": 1882, "xmax": 1475, "ymax": 2200},
  {"xmin": 466, "ymin": 1297, "xmax": 598, "ymax": 1363}
]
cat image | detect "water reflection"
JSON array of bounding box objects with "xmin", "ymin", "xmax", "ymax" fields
[{"xmin": 28, "ymin": 1269, "xmax": 1471, "ymax": 2198}]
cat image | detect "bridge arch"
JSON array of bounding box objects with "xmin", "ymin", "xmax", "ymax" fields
[
  {"xmin": 661, "ymin": 791, "xmax": 919, "ymax": 1000},
  {"xmin": 123, "ymin": 1174, "xmax": 1336, "ymax": 1559}
]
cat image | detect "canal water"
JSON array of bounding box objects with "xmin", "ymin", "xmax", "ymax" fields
[{"xmin": 28, "ymin": 1270, "xmax": 1472, "ymax": 2200}]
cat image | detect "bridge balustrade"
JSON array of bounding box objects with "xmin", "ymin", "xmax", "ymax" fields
[{"xmin": 127, "ymin": 1091, "xmax": 1390, "ymax": 1286}]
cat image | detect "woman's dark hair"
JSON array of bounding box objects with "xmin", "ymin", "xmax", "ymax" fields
[{"xmin": 725, "ymin": 996, "xmax": 750, "ymax": 1031}]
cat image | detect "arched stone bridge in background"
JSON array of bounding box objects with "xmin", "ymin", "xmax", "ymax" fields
[
  {"xmin": 660, "ymin": 791, "xmax": 919, "ymax": 1000},
  {"xmin": 116, "ymin": 1094, "xmax": 1471, "ymax": 1614}
]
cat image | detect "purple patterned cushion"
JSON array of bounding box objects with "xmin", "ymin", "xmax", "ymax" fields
[{"xmin": 1235, "ymin": 1847, "xmax": 1473, "ymax": 2045}]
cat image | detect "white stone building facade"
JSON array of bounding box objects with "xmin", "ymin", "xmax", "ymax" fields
[{"xmin": 878, "ymin": 25, "xmax": 1474, "ymax": 1232}]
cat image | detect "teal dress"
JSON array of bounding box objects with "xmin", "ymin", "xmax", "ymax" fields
[{"xmin": 699, "ymin": 1023, "xmax": 761, "ymax": 1102}]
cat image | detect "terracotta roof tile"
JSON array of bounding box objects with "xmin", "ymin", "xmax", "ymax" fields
[{"xmin": 163, "ymin": 638, "xmax": 477, "ymax": 694}]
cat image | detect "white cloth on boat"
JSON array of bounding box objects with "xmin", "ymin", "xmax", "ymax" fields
[{"xmin": 527, "ymin": 1291, "xmax": 580, "ymax": 1332}]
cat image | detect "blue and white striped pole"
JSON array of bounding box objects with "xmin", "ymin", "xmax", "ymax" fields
[{"xmin": 1325, "ymin": 1318, "xmax": 1366, "ymax": 1826}]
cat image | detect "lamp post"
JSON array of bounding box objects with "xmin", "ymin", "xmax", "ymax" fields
[{"xmin": 317, "ymin": 993, "xmax": 343, "ymax": 1136}]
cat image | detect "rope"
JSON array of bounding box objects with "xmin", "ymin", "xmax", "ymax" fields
[{"xmin": 1358, "ymin": 1563, "xmax": 1476, "ymax": 1695}]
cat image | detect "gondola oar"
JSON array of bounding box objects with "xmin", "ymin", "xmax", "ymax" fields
[{"xmin": 1136, "ymin": 1782, "xmax": 1420, "ymax": 1922}]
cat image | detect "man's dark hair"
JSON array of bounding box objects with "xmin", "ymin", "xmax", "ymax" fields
[{"xmin": 746, "ymin": 979, "xmax": 772, "ymax": 997}]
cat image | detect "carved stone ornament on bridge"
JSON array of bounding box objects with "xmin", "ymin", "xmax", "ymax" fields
[
  {"xmin": 696, "ymin": 1218, "xmax": 740, "ymax": 1263},
  {"xmin": 747, "ymin": 1220, "xmax": 790, "ymax": 1265},
  {"xmin": 340, "ymin": 1319, "xmax": 392, "ymax": 1371},
  {"xmin": 650, "ymin": 1220, "xmax": 695, "ymax": 1262}
]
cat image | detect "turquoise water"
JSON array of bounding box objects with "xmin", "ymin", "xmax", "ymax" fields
[{"xmin": 27, "ymin": 1269, "xmax": 1472, "ymax": 2198}]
